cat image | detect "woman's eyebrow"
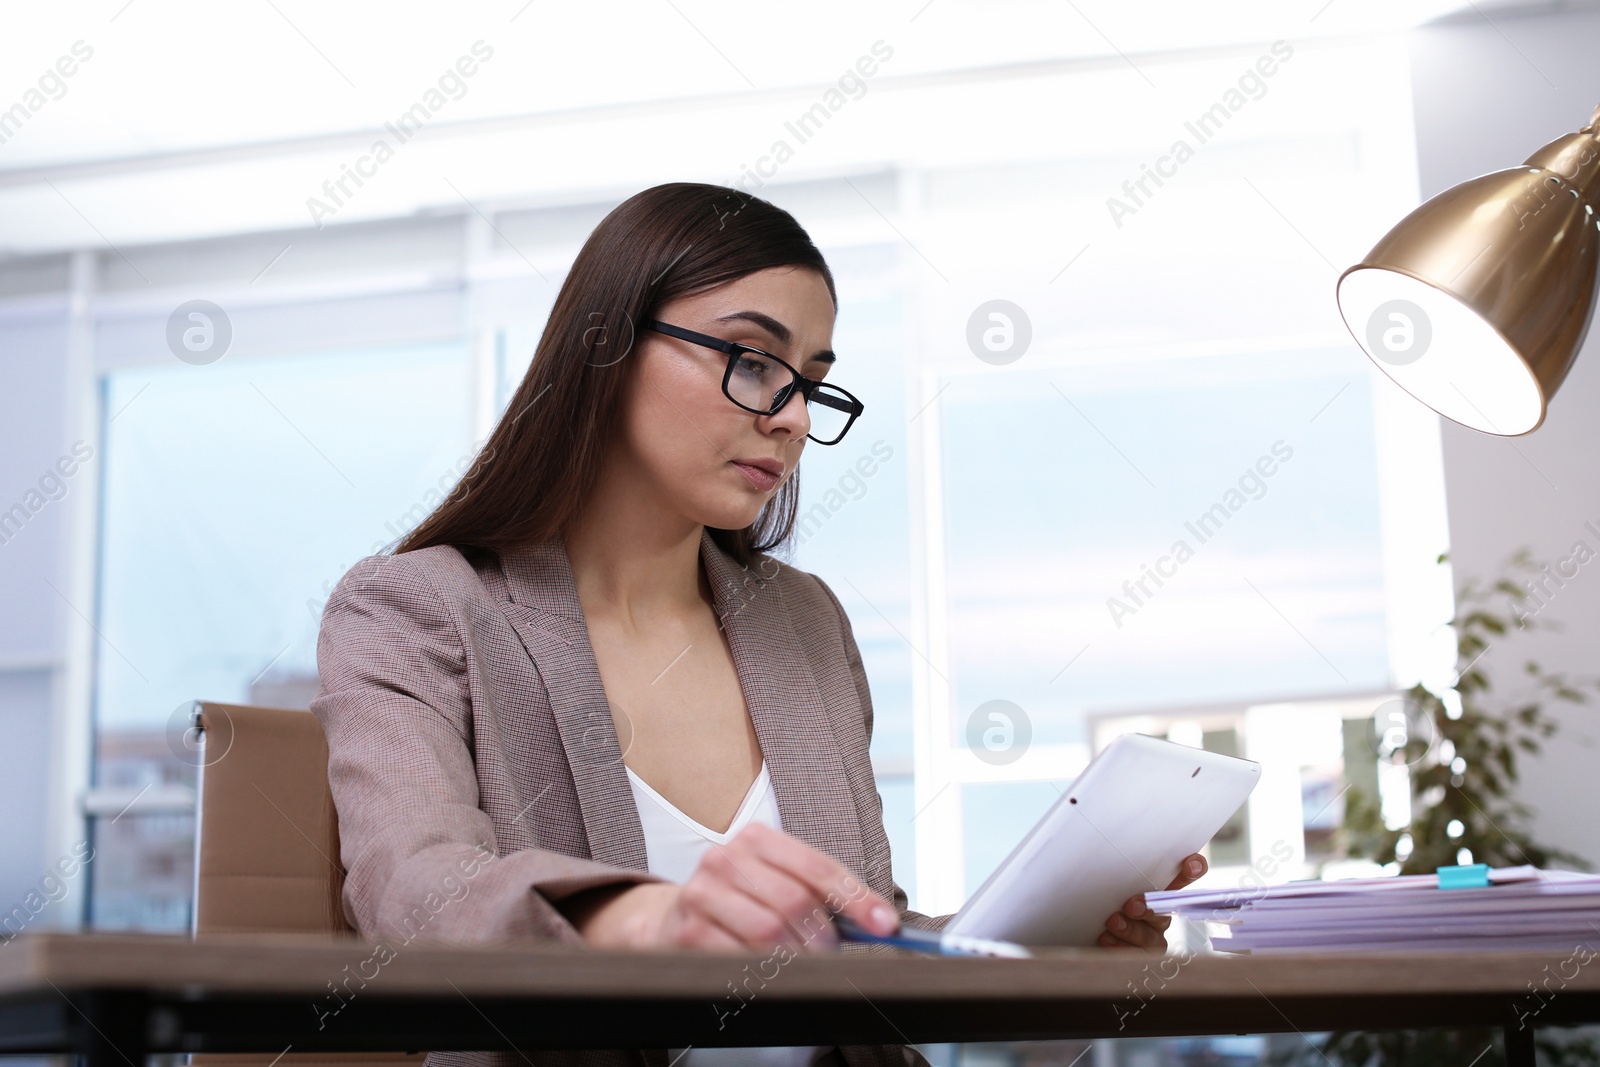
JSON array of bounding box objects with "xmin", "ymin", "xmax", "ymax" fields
[{"xmin": 714, "ymin": 309, "xmax": 836, "ymax": 365}]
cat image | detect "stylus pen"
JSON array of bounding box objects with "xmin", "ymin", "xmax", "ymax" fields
[{"xmin": 833, "ymin": 915, "xmax": 1033, "ymax": 958}]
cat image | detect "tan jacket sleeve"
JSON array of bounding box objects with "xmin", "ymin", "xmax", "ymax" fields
[{"xmin": 311, "ymin": 552, "xmax": 659, "ymax": 947}]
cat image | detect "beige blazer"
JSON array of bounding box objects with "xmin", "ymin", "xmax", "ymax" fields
[{"xmin": 311, "ymin": 527, "xmax": 944, "ymax": 1067}]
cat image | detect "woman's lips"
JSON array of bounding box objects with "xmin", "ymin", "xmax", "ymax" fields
[{"xmin": 732, "ymin": 461, "xmax": 780, "ymax": 491}]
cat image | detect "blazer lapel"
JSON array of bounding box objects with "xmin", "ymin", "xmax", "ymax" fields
[
  {"xmin": 496, "ymin": 538, "xmax": 649, "ymax": 872},
  {"xmin": 495, "ymin": 529, "xmax": 866, "ymax": 878},
  {"xmin": 698, "ymin": 530, "xmax": 866, "ymax": 875}
]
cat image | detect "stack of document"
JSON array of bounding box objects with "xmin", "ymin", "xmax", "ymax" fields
[{"xmin": 1143, "ymin": 865, "xmax": 1600, "ymax": 953}]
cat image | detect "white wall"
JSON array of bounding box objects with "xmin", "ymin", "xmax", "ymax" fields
[{"xmin": 1409, "ymin": 4, "xmax": 1600, "ymax": 867}]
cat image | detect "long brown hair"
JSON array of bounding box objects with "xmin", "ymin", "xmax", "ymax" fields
[{"xmin": 394, "ymin": 183, "xmax": 837, "ymax": 569}]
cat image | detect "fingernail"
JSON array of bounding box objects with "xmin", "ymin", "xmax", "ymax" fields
[
  {"xmin": 1110, "ymin": 914, "xmax": 1126, "ymax": 931},
  {"xmin": 1127, "ymin": 899, "xmax": 1145, "ymax": 916},
  {"xmin": 871, "ymin": 905, "xmax": 897, "ymax": 933},
  {"xmin": 1188, "ymin": 859, "xmax": 1203, "ymax": 874}
]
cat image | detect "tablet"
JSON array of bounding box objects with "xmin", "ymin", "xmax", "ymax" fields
[{"xmin": 943, "ymin": 732, "xmax": 1260, "ymax": 947}]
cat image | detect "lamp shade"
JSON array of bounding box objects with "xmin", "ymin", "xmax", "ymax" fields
[{"xmin": 1336, "ymin": 106, "xmax": 1600, "ymax": 435}]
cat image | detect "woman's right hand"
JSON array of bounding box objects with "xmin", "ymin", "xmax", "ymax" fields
[{"xmin": 566, "ymin": 821, "xmax": 900, "ymax": 953}]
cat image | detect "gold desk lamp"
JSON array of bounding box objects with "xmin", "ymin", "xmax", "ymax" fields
[{"xmin": 1336, "ymin": 104, "xmax": 1600, "ymax": 435}]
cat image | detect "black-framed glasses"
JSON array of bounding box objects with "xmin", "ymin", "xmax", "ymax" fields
[{"xmin": 644, "ymin": 320, "xmax": 864, "ymax": 445}]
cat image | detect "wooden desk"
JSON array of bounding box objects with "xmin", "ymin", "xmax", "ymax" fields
[{"xmin": 1, "ymin": 933, "xmax": 1594, "ymax": 1067}]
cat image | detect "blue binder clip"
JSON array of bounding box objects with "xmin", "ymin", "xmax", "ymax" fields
[{"xmin": 1437, "ymin": 863, "xmax": 1491, "ymax": 889}]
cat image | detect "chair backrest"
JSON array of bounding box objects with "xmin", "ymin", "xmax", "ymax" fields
[
  {"xmin": 190, "ymin": 700, "xmax": 353, "ymax": 936},
  {"xmin": 188, "ymin": 701, "xmax": 426, "ymax": 1067}
]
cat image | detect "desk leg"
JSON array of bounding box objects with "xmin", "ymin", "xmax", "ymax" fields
[{"xmin": 1505, "ymin": 1022, "xmax": 1537, "ymax": 1067}]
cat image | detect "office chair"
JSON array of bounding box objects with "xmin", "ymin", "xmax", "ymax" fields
[{"xmin": 188, "ymin": 700, "xmax": 427, "ymax": 1067}]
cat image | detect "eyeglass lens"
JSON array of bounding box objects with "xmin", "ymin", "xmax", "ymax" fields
[{"xmin": 726, "ymin": 350, "xmax": 854, "ymax": 442}]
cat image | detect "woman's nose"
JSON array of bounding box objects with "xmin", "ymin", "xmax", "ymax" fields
[{"xmin": 763, "ymin": 387, "xmax": 811, "ymax": 437}]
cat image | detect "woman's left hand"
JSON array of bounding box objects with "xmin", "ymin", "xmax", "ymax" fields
[{"xmin": 1097, "ymin": 853, "xmax": 1207, "ymax": 951}]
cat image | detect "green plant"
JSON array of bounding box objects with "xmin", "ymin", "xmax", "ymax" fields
[
  {"xmin": 1340, "ymin": 549, "xmax": 1593, "ymax": 874},
  {"xmin": 1272, "ymin": 549, "xmax": 1599, "ymax": 1067}
]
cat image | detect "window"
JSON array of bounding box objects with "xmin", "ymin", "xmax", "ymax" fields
[
  {"xmin": 781, "ymin": 37, "xmax": 1452, "ymax": 915},
  {"xmin": 79, "ymin": 35, "xmax": 1450, "ymax": 931},
  {"xmin": 90, "ymin": 339, "xmax": 469, "ymax": 928}
]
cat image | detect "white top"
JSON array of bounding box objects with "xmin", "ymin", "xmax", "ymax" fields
[
  {"xmin": 627, "ymin": 763, "xmax": 822, "ymax": 1067},
  {"xmin": 624, "ymin": 761, "xmax": 782, "ymax": 883}
]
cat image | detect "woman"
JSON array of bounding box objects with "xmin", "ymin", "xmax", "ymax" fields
[{"xmin": 311, "ymin": 183, "xmax": 1204, "ymax": 1067}]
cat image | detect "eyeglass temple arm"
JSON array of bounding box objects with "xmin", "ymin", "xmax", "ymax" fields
[{"xmin": 645, "ymin": 320, "xmax": 735, "ymax": 353}]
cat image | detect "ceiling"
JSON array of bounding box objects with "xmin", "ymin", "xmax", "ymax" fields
[{"xmin": 0, "ymin": 0, "xmax": 1578, "ymax": 256}]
